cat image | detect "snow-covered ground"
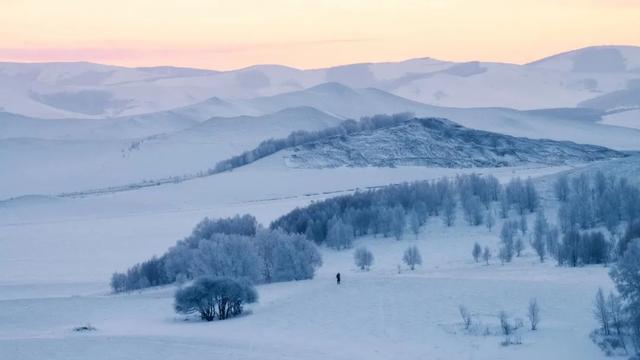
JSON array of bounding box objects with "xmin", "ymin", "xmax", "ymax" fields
[
  {"xmin": 601, "ymin": 109, "xmax": 640, "ymax": 130},
  {"xmin": 2, "ymin": 156, "xmax": 635, "ymax": 359},
  {"xmin": 0, "ymin": 191, "xmax": 614, "ymax": 360}
]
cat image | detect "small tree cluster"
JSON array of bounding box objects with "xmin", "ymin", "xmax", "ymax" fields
[
  {"xmin": 557, "ymin": 230, "xmax": 610, "ymax": 267},
  {"xmin": 504, "ymin": 178, "xmax": 539, "ymax": 215},
  {"xmin": 471, "ymin": 243, "xmax": 492, "ymax": 265},
  {"xmin": 174, "ymin": 276, "xmax": 257, "ymax": 321},
  {"xmin": 556, "ymin": 172, "xmax": 640, "ymax": 237},
  {"xmin": 111, "ymin": 216, "xmax": 322, "ymax": 292}
]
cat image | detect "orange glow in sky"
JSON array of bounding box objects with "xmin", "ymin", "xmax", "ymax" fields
[{"xmin": 1, "ymin": 0, "xmax": 638, "ymax": 70}]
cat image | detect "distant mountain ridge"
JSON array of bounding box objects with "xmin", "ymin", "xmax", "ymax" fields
[{"xmin": 2, "ymin": 45, "xmax": 640, "ymax": 118}]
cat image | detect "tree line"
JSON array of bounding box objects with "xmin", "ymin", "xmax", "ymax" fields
[
  {"xmin": 271, "ymin": 174, "xmax": 539, "ymax": 249},
  {"xmin": 551, "ymin": 172, "xmax": 640, "ymax": 266},
  {"xmin": 209, "ymin": 113, "xmax": 415, "ymax": 174}
]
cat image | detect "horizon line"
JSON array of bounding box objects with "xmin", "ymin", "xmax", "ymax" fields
[{"xmin": 0, "ymin": 44, "xmax": 637, "ymax": 73}]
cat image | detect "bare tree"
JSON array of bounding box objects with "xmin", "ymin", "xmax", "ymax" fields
[
  {"xmin": 527, "ymin": 298, "xmax": 540, "ymax": 330},
  {"xmin": 608, "ymin": 292, "xmax": 627, "ymax": 352},
  {"xmin": 499, "ymin": 311, "xmax": 512, "ymax": 336},
  {"xmin": 593, "ymin": 288, "xmax": 611, "ymax": 335},
  {"xmin": 459, "ymin": 305, "xmax": 472, "ymax": 330}
]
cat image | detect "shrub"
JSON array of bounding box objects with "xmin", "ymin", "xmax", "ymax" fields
[{"xmin": 175, "ymin": 277, "xmax": 258, "ymax": 321}]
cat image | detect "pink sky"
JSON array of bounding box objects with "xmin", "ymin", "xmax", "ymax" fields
[{"xmin": 1, "ymin": 0, "xmax": 639, "ymax": 70}]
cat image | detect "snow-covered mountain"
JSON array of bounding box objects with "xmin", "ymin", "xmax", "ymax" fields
[
  {"xmin": 281, "ymin": 118, "xmax": 625, "ymax": 169},
  {"xmin": 3, "ymin": 45, "xmax": 640, "ymax": 118}
]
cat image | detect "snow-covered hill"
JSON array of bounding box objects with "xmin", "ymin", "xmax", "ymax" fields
[
  {"xmin": 282, "ymin": 118, "xmax": 624, "ymax": 169},
  {"xmin": 0, "ymin": 107, "xmax": 342, "ymax": 198},
  {"xmin": 236, "ymin": 84, "xmax": 640, "ymax": 151}
]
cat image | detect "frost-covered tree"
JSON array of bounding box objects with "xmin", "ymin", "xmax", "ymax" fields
[
  {"xmin": 532, "ymin": 210, "xmax": 548, "ymax": 262},
  {"xmin": 618, "ymin": 221, "xmax": 640, "ymax": 257},
  {"xmin": 546, "ymin": 226, "xmax": 560, "ymax": 262},
  {"xmin": 462, "ymin": 195, "xmax": 485, "ymax": 226},
  {"xmin": 515, "ymin": 237, "xmax": 525, "ymax": 257},
  {"xmin": 326, "ymin": 217, "xmax": 354, "ymax": 249},
  {"xmin": 255, "ymin": 230, "xmax": 322, "ymax": 283},
  {"xmin": 174, "ymin": 276, "xmax": 257, "ymax": 321},
  {"xmin": 594, "ymin": 288, "xmax": 611, "ymax": 336},
  {"xmin": 608, "ymin": 292, "xmax": 627, "ymax": 351},
  {"xmin": 558, "ymin": 230, "xmax": 609, "ymax": 267},
  {"xmin": 499, "ymin": 221, "xmax": 517, "ymax": 263},
  {"xmin": 110, "ymin": 272, "xmax": 127, "ymax": 293},
  {"xmin": 442, "ymin": 192, "xmax": 457, "ymax": 227},
  {"xmin": 113, "ymin": 215, "xmax": 322, "ymax": 293},
  {"xmin": 191, "ymin": 234, "xmax": 262, "ymax": 283},
  {"xmin": 498, "ymin": 192, "xmax": 510, "ymax": 219},
  {"xmin": 554, "ymin": 174, "xmax": 570, "ymax": 202},
  {"xmin": 472, "ymin": 242, "xmax": 482, "ymax": 263},
  {"xmin": 524, "ymin": 178, "xmax": 539, "ymax": 213},
  {"xmin": 610, "ymin": 239, "xmax": 640, "ymax": 350},
  {"xmin": 390, "ymin": 206, "xmax": 406, "ymax": 240},
  {"xmin": 403, "ymin": 245, "xmax": 422, "ymax": 270},
  {"xmin": 408, "ymin": 209, "xmax": 421, "ymax": 239},
  {"xmin": 518, "ymin": 215, "xmax": 528, "ymax": 235},
  {"xmin": 485, "ymin": 209, "xmax": 495, "ymax": 231},
  {"xmin": 354, "ymin": 247, "xmax": 374, "ymax": 271},
  {"xmin": 483, "ymin": 246, "xmax": 491, "ymax": 265}
]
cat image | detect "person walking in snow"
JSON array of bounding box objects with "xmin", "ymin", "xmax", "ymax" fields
[{"xmin": 336, "ymin": 272, "xmax": 341, "ymax": 285}]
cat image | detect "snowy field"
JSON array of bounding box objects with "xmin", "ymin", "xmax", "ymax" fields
[
  {"xmin": 1, "ymin": 158, "xmax": 632, "ymax": 359},
  {"xmin": 0, "ymin": 203, "xmax": 614, "ymax": 360}
]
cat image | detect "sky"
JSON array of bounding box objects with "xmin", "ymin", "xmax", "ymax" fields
[{"xmin": 0, "ymin": 0, "xmax": 639, "ymax": 70}]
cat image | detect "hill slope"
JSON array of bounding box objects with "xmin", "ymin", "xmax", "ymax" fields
[{"xmin": 283, "ymin": 118, "xmax": 625, "ymax": 169}]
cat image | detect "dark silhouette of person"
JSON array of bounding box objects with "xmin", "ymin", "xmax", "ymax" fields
[{"xmin": 336, "ymin": 272, "xmax": 341, "ymax": 285}]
